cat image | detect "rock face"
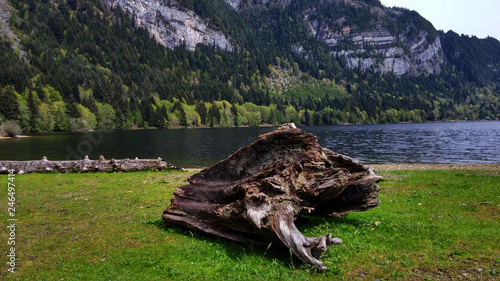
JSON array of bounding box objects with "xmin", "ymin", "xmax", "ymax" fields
[
  {"xmin": 101, "ymin": 0, "xmax": 443, "ymax": 76},
  {"xmin": 0, "ymin": 0, "xmax": 27, "ymax": 60},
  {"xmin": 303, "ymin": 9, "xmax": 444, "ymax": 76},
  {"xmin": 103, "ymin": 0, "xmax": 233, "ymax": 51},
  {"xmin": 224, "ymin": 0, "xmax": 291, "ymax": 11},
  {"xmin": 223, "ymin": 0, "xmax": 241, "ymax": 10},
  {"xmin": 326, "ymin": 33, "xmax": 443, "ymax": 76},
  {"xmin": 163, "ymin": 124, "xmax": 382, "ymax": 269}
]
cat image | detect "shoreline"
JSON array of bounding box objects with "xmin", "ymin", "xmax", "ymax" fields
[
  {"xmin": 182, "ymin": 164, "xmax": 500, "ymax": 173},
  {"xmin": 0, "ymin": 164, "xmax": 497, "ymax": 173},
  {"xmin": 0, "ymin": 135, "xmax": 30, "ymax": 140},
  {"xmin": 1, "ymin": 119, "xmax": 499, "ymax": 135},
  {"xmin": 370, "ymin": 163, "xmax": 500, "ymax": 171}
]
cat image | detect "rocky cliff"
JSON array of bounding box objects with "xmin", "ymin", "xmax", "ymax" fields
[
  {"xmin": 301, "ymin": 2, "xmax": 444, "ymax": 76},
  {"xmin": 228, "ymin": 0, "xmax": 444, "ymax": 76},
  {"xmin": 103, "ymin": 0, "xmax": 233, "ymax": 51},
  {"xmin": 321, "ymin": 30, "xmax": 443, "ymax": 76},
  {"xmin": 0, "ymin": 0, "xmax": 26, "ymax": 60},
  {"xmin": 224, "ymin": 0, "xmax": 241, "ymax": 10},
  {"xmin": 103, "ymin": 0, "xmax": 444, "ymax": 76}
]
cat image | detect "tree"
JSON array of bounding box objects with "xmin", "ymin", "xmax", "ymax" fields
[
  {"xmin": 172, "ymin": 101, "xmax": 187, "ymax": 127},
  {"xmin": 27, "ymin": 91, "xmax": 41, "ymax": 132},
  {"xmin": 208, "ymin": 102, "xmax": 221, "ymax": 127},
  {"xmin": 269, "ymin": 106, "xmax": 282, "ymax": 125},
  {"xmin": 38, "ymin": 103, "xmax": 55, "ymax": 131},
  {"xmin": 97, "ymin": 103, "xmax": 116, "ymax": 129},
  {"xmin": 0, "ymin": 86, "xmax": 20, "ymax": 121},
  {"xmin": 195, "ymin": 101, "xmax": 208, "ymax": 125},
  {"xmin": 304, "ymin": 109, "xmax": 313, "ymax": 125},
  {"xmin": 43, "ymin": 85, "xmax": 63, "ymax": 103},
  {"xmin": 53, "ymin": 101, "xmax": 69, "ymax": 131},
  {"xmin": 140, "ymin": 100, "xmax": 155, "ymax": 127},
  {"xmin": 69, "ymin": 104, "xmax": 97, "ymax": 131},
  {"xmin": 231, "ymin": 103, "xmax": 238, "ymax": 126},
  {"xmin": 154, "ymin": 104, "xmax": 170, "ymax": 129},
  {"xmin": 17, "ymin": 94, "xmax": 31, "ymax": 131},
  {"xmin": 179, "ymin": 107, "xmax": 188, "ymax": 127}
]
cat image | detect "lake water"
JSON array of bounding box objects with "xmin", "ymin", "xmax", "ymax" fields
[{"xmin": 1, "ymin": 121, "xmax": 499, "ymax": 168}]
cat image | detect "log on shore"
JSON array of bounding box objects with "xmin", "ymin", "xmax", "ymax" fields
[
  {"xmin": 0, "ymin": 156, "xmax": 179, "ymax": 174},
  {"xmin": 163, "ymin": 123, "xmax": 383, "ymax": 270}
]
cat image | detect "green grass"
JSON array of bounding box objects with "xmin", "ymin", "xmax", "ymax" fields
[{"xmin": 1, "ymin": 170, "xmax": 499, "ymax": 280}]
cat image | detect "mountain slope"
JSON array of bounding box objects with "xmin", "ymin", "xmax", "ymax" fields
[
  {"xmin": 104, "ymin": 0, "xmax": 446, "ymax": 76},
  {"xmin": 0, "ymin": 0, "xmax": 499, "ymax": 133},
  {"xmin": 286, "ymin": 0, "xmax": 443, "ymax": 76},
  {"xmin": 441, "ymin": 30, "xmax": 500, "ymax": 85}
]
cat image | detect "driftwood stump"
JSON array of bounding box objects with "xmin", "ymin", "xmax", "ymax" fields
[{"xmin": 163, "ymin": 124, "xmax": 382, "ymax": 269}]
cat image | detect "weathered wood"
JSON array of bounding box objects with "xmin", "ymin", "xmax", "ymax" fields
[
  {"xmin": 163, "ymin": 123, "xmax": 382, "ymax": 269},
  {"xmin": 0, "ymin": 156, "xmax": 179, "ymax": 174}
]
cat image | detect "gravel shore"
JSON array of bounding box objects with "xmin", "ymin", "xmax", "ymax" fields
[
  {"xmin": 370, "ymin": 163, "xmax": 500, "ymax": 171},
  {"xmin": 184, "ymin": 164, "xmax": 500, "ymax": 172}
]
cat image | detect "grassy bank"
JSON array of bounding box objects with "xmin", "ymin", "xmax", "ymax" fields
[{"xmin": 1, "ymin": 169, "xmax": 499, "ymax": 280}]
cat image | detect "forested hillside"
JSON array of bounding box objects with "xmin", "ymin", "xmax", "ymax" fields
[{"xmin": 0, "ymin": 0, "xmax": 499, "ymax": 133}]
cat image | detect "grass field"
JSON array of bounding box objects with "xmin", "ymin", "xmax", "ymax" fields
[{"xmin": 1, "ymin": 169, "xmax": 499, "ymax": 280}]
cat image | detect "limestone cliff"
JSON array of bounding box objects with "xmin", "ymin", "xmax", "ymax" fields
[
  {"xmin": 0, "ymin": 0, "xmax": 27, "ymax": 60},
  {"xmin": 224, "ymin": 0, "xmax": 291, "ymax": 11},
  {"xmin": 223, "ymin": 0, "xmax": 444, "ymax": 76},
  {"xmin": 321, "ymin": 30, "xmax": 443, "ymax": 76},
  {"xmin": 224, "ymin": 0, "xmax": 241, "ymax": 10},
  {"xmin": 103, "ymin": 0, "xmax": 444, "ymax": 77},
  {"xmin": 103, "ymin": 0, "xmax": 233, "ymax": 51},
  {"xmin": 301, "ymin": 2, "xmax": 444, "ymax": 76}
]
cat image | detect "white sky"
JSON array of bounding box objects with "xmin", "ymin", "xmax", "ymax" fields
[{"xmin": 379, "ymin": 0, "xmax": 500, "ymax": 40}]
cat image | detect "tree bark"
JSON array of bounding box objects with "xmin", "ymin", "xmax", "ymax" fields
[
  {"xmin": 0, "ymin": 156, "xmax": 179, "ymax": 174},
  {"xmin": 163, "ymin": 123, "xmax": 382, "ymax": 269}
]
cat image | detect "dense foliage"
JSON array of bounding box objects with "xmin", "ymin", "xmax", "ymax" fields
[
  {"xmin": 0, "ymin": 0, "xmax": 499, "ymax": 132},
  {"xmin": 441, "ymin": 30, "xmax": 500, "ymax": 86}
]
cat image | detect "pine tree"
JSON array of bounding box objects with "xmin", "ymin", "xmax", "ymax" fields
[
  {"xmin": 304, "ymin": 109, "xmax": 312, "ymax": 126},
  {"xmin": 0, "ymin": 86, "xmax": 20, "ymax": 120},
  {"xmin": 153, "ymin": 106, "xmax": 167, "ymax": 129},
  {"xmin": 195, "ymin": 101, "xmax": 208, "ymax": 125},
  {"xmin": 231, "ymin": 103, "xmax": 238, "ymax": 126},
  {"xmin": 27, "ymin": 91, "xmax": 41, "ymax": 132},
  {"xmin": 208, "ymin": 102, "xmax": 221, "ymax": 127}
]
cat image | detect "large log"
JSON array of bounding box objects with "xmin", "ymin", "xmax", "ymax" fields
[
  {"xmin": 163, "ymin": 124, "xmax": 382, "ymax": 270},
  {"xmin": 0, "ymin": 156, "xmax": 179, "ymax": 174}
]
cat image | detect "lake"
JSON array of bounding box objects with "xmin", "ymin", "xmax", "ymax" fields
[{"xmin": 1, "ymin": 121, "xmax": 499, "ymax": 168}]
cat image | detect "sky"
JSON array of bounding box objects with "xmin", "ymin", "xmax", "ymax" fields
[{"xmin": 379, "ymin": 0, "xmax": 500, "ymax": 40}]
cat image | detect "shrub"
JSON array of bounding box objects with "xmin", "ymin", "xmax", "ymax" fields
[{"xmin": 1, "ymin": 120, "xmax": 23, "ymax": 138}]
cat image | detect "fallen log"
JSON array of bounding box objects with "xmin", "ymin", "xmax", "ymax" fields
[
  {"xmin": 163, "ymin": 123, "xmax": 383, "ymax": 270},
  {"xmin": 0, "ymin": 155, "xmax": 179, "ymax": 174}
]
